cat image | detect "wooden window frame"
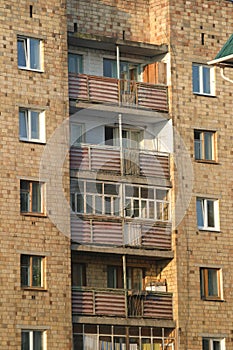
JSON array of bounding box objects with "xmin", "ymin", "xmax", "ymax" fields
[
  {"xmin": 200, "ymin": 268, "xmax": 222, "ymax": 301},
  {"xmin": 20, "ymin": 180, "xmax": 45, "ymax": 215},
  {"xmin": 21, "ymin": 255, "xmax": 45, "ymax": 289},
  {"xmin": 194, "ymin": 130, "xmax": 216, "ymax": 162}
]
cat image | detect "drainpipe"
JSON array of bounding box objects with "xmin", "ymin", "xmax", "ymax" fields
[
  {"xmin": 220, "ymin": 66, "xmax": 233, "ymax": 84},
  {"xmin": 122, "ymin": 255, "xmax": 127, "ymax": 318},
  {"xmin": 119, "ymin": 113, "xmax": 123, "ymax": 176}
]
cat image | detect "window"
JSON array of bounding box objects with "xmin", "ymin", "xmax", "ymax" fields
[
  {"xmin": 127, "ymin": 267, "xmax": 144, "ymax": 290},
  {"xmin": 196, "ymin": 198, "xmax": 219, "ymax": 231},
  {"xmin": 194, "ymin": 130, "xmax": 215, "ymax": 161},
  {"xmin": 68, "ymin": 54, "xmax": 83, "ymax": 74},
  {"xmin": 200, "ymin": 268, "xmax": 222, "ymax": 300},
  {"xmin": 105, "ymin": 126, "xmax": 143, "ymax": 149},
  {"xmin": 202, "ymin": 338, "xmax": 225, "ymax": 350},
  {"xmin": 71, "ymin": 180, "xmax": 120, "ymax": 216},
  {"xmin": 17, "ymin": 37, "xmax": 42, "ymax": 70},
  {"xmin": 19, "ymin": 109, "xmax": 45, "ymax": 143},
  {"xmin": 192, "ymin": 63, "xmax": 215, "ymax": 95},
  {"xmin": 107, "ymin": 266, "xmax": 123, "ymax": 288},
  {"xmin": 70, "ymin": 123, "xmax": 84, "ymax": 146},
  {"xmin": 21, "ymin": 330, "xmax": 45, "ymax": 350},
  {"xmin": 125, "ymin": 185, "xmax": 170, "ymax": 221},
  {"xmin": 72, "ymin": 263, "xmax": 86, "ymax": 287},
  {"xmin": 21, "ymin": 255, "xmax": 44, "ymax": 288},
  {"xmin": 20, "ymin": 180, "xmax": 45, "ymax": 214}
]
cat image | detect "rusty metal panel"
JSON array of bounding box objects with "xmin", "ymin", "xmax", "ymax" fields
[
  {"xmin": 91, "ymin": 147, "xmax": 121, "ymax": 173},
  {"xmin": 92, "ymin": 221, "xmax": 123, "ymax": 245},
  {"xmin": 141, "ymin": 223, "xmax": 172, "ymax": 250},
  {"xmin": 143, "ymin": 293, "xmax": 173, "ymax": 319},
  {"xmin": 137, "ymin": 83, "xmax": 168, "ymax": 111},
  {"xmin": 71, "ymin": 216, "xmax": 92, "ymax": 243},
  {"xmin": 72, "ymin": 290, "xmax": 94, "ymax": 315},
  {"xmin": 95, "ymin": 292, "xmax": 125, "ymax": 316},
  {"xmin": 69, "ymin": 73, "xmax": 89, "ymax": 100},
  {"xmin": 140, "ymin": 152, "xmax": 170, "ymax": 179},
  {"xmin": 70, "ymin": 147, "xmax": 90, "ymax": 170},
  {"xmin": 88, "ymin": 77, "xmax": 119, "ymax": 104}
]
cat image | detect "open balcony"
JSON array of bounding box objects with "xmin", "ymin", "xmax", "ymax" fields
[
  {"xmin": 72, "ymin": 287, "xmax": 173, "ymax": 320},
  {"xmin": 69, "ymin": 73, "xmax": 168, "ymax": 112},
  {"xmin": 70, "ymin": 144, "xmax": 170, "ymax": 180}
]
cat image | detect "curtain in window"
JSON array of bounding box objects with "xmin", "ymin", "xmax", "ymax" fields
[{"xmin": 84, "ymin": 335, "xmax": 97, "ymax": 350}]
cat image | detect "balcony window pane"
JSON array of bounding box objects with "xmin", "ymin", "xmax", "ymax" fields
[
  {"xmin": 95, "ymin": 196, "xmax": 102, "ymax": 214},
  {"xmin": 73, "ymin": 335, "xmax": 83, "ymax": 350},
  {"xmin": 114, "ymin": 198, "xmax": 120, "ymax": 216},
  {"xmin": 133, "ymin": 199, "xmax": 139, "ymax": 217},
  {"xmin": 86, "ymin": 195, "xmax": 93, "ymax": 214},
  {"xmin": 77, "ymin": 194, "xmax": 84, "ymax": 213},
  {"xmin": 105, "ymin": 196, "xmax": 111, "ymax": 215}
]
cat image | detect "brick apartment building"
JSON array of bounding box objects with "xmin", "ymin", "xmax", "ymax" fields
[{"xmin": 1, "ymin": 0, "xmax": 233, "ymax": 349}]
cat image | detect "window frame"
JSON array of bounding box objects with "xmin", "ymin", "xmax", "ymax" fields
[
  {"xmin": 196, "ymin": 197, "xmax": 220, "ymax": 231},
  {"xmin": 107, "ymin": 266, "xmax": 123, "ymax": 289},
  {"xmin": 17, "ymin": 36, "xmax": 42, "ymax": 71},
  {"xmin": 20, "ymin": 180, "xmax": 45, "ymax": 215},
  {"xmin": 20, "ymin": 254, "xmax": 45, "ymax": 289},
  {"xmin": 192, "ymin": 63, "xmax": 215, "ymax": 96},
  {"xmin": 19, "ymin": 108, "xmax": 46, "ymax": 143},
  {"xmin": 194, "ymin": 130, "xmax": 216, "ymax": 162},
  {"xmin": 70, "ymin": 122, "xmax": 85, "ymax": 146},
  {"xmin": 202, "ymin": 337, "xmax": 225, "ymax": 350},
  {"xmin": 21, "ymin": 329, "xmax": 46, "ymax": 350},
  {"xmin": 200, "ymin": 268, "xmax": 223, "ymax": 301},
  {"xmin": 68, "ymin": 53, "xmax": 83, "ymax": 74},
  {"xmin": 72, "ymin": 263, "xmax": 86, "ymax": 287}
]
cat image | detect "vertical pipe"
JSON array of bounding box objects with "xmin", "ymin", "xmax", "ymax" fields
[
  {"xmin": 119, "ymin": 113, "xmax": 123, "ymax": 176},
  {"xmin": 116, "ymin": 45, "xmax": 120, "ymax": 80},
  {"xmin": 122, "ymin": 255, "xmax": 127, "ymax": 318}
]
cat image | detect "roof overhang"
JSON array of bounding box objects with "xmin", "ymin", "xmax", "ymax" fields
[
  {"xmin": 68, "ymin": 32, "xmax": 168, "ymax": 58},
  {"xmin": 208, "ymin": 53, "xmax": 233, "ymax": 67}
]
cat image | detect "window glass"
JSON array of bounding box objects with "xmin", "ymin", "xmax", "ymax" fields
[
  {"xmin": 19, "ymin": 111, "xmax": 28, "ymax": 139},
  {"xmin": 30, "ymin": 38, "xmax": 40, "ymax": 70},
  {"xmin": 32, "ymin": 256, "xmax": 42, "ymax": 287},
  {"xmin": 19, "ymin": 109, "xmax": 45, "ymax": 143},
  {"xmin": 68, "ymin": 54, "xmax": 83, "ymax": 74},
  {"xmin": 21, "ymin": 255, "xmax": 30, "ymax": 287},
  {"xmin": 192, "ymin": 64, "xmax": 199, "ymax": 93},
  {"xmin": 31, "ymin": 111, "xmax": 40, "ymax": 139},
  {"xmin": 204, "ymin": 132, "xmax": 213, "ymax": 160},
  {"xmin": 70, "ymin": 123, "xmax": 84, "ymax": 146},
  {"xmin": 33, "ymin": 331, "xmax": 42, "ymax": 350},
  {"xmin": 203, "ymin": 66, "xmax": 210, "ymax": 94},
  {"xmin": 32, "ymin": 182, "xmax": 41, "ymax": 212},
  {"xmin": 208, "ymin": 269, "xmax": 218, "ymax": 296},
  {"xmin": 17, "ymin": 39, "xmax": 27, "ymax": 67},
  {"xmin": 192, "ymin": 64, "xmax": 214, "ymax": 95},
  {"xmin": 194, "ymin": 130, "xmax": 215, "ymax": 161},
  {"xmin": 21, "ymin": 331, "xmax": 30, "ymax": 350},
  {"xmin": 196, "ymin": 199, "xmax": 204, "ymax": 227},
  {"xmin": 20, "ymin": 180, "xmax": 44, "ymax": 214}
]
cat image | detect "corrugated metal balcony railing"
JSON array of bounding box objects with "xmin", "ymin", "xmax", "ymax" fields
[
  {"xmin": 70, "ymin": 145, "xmax": 170, "ymax": 179},
  {"xmin": 69, "ymin": 73, "xmax": 168, "ymax": 112},
  {"xmin": 71, "ymin": 216, "xmax": 172, "ymax": 250},
  {"xmin": 72, "ymin": 288, "xmax": 173, "ymax": 319}
]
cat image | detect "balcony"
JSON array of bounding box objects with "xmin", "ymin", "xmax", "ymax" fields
[
  {"xmin": 72, "ymin": 287, "xmax": 173, "ymax": 320},
  {"xmin": 70, "ymin": 144, "xmax": 170, "ymax": 180},
  {"xmin": 69, "ymin": 73, "xmax": 168, "ymax": 112},
  {"xmin": 71, "ymin": 216, "xmax": 172, "ymax": 251}
]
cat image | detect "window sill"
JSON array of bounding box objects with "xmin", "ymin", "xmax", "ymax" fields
[
  {"xmin": 195, "ymin": 159, "xmax": 219, "ymax": 165},
  {"xmin": 18, "ymin": 66, "xmax": 44, "ymax": 73},
  {"xmin": 193, "ymin": 92, "xmax": 216, "ymax": 98},
  {"xmin": 19, "ymin": 139, "xmax": 46, "ymax": 145},
  {"xmin": 198, "ymin": 228, "xmax": 220, "ymax": 233},
  {"xmin": 201, "ymin": 297, "xmax": 225, "ymax": 302},
  {"xmin": 21, "ymin": 212, "xmax": 47, "ymax": 218},
  {"xmin": 21, "ymin": 287, "xmax": 47, "ymax": 292}
]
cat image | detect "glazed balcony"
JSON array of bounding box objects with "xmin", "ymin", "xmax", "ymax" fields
[
  {"xmin": 70, "ymin": 144, "xmax": 170, "ymax": 180},
  {"xmin": 72, "ymin": 287, "xmax": 173, "ymax": 320},
  {"xmin": 71, "ymin": 217, "xmax": 172, "ymax": 251},
  {"xmin": 69, "ymin": 73, "xmax": 168, "ymax": 112}
]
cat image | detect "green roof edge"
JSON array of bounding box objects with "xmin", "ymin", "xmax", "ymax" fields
[{"xmin": 215, "ymin": 34, "xmax": 233, "ymax": 60}]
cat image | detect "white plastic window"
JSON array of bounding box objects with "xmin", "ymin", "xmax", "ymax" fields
[
  {"xmin": 192, "ymin": 64, "xmax": 215, "ymax": 95},
  {"xmin": 17, "ymin": 37, "xmax": 42, "ymax": 70},
  {"xmin": 19, "ymin": 109, "xmax": 45, "ymax": 143}
]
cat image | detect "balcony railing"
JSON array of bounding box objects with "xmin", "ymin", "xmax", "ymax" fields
[
  {"xmin": 70, "ymin": 144, "xmax": 170, "ymax": 179},
  {"xmin": 71, "ymin": 216, "xmax": 172, "ymax": 250},
  {"xmin": 72, "ymin": 287, "xmax": 173, "ymax": 319},
  {"xmin": 69, "ymin": 73, "xmax": 168, "ymax": 112}
]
